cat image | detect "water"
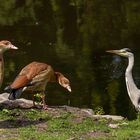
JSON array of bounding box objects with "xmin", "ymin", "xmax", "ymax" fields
[{"xmin": 0, "ymin": 1, "xmax": 140, "ymax": 119}]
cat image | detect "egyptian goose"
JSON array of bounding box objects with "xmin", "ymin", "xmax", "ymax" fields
[
  {"xmin": 5, "ymin": 61, "xmax": 71, "ymax": 109},
  {"xmin": 0, "ymin": 40, "xmax": 18, "ymax": 87}
]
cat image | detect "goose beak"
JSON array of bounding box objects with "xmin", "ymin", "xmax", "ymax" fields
[
  {"xmin": 10, "ymin": 45, "xmax": 18, "ymax": 50},
  {"xmin": 66, "ymin": 85, "xmax": 72, "ymax": 92}
]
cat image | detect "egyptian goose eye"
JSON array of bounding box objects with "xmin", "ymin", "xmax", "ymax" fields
[{"xmin": 4, "ymin": 42, "xmax": 10, "ymax": 45}]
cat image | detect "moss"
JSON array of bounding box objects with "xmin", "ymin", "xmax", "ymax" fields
[{"xmin": 0, "ymin": 108, "xmax": 139, "ymax": 139}]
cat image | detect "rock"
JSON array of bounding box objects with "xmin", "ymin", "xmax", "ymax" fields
[
  {"xmin": 0, "ymin": 93, "xmax": 34, "ymax": 109},
  {"xmin": 0, "ymin": 93, "xmax": 124, "ymax": 121},
  {"xmin": 108, "ymin": 122, "xmax": 128, "ymax": 129},
  {"xmin": 81, "ymin": 109, "xmax": 95, "ymax": 116},
  {"xmin": 48, "ymin": 105, "xmax": 95, "ymax": 117},
  {"xmin": 108, "ymin": 123, "xmax": 119, "ymax": 129},
  {"xmin": 47, "ymin": 106, "xmax": 124, "ymax": 121},
  {"xmin": 92, "ymin": 115, "xmax": 124, "ymax": 121}
]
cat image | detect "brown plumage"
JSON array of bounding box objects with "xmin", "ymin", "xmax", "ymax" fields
[
  {"xmin": 5, "ymin": 61, "xmax": 71, "ymax": 109},
  {"xmin": 0, "ymin": 40, "xmax": 18, "ymax": 87}
]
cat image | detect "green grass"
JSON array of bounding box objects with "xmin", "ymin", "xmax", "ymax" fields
[{"xmin": 0, "ymin": 108, "xmax": 140, "ymax": 140}]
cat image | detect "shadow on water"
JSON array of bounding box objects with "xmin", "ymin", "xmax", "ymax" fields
[{"xmin": 0, "ymin": 1, "xmax": 140, "ymax": 120}]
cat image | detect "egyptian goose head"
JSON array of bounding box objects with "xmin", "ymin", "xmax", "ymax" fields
[
  {"xmin": 55, "ymin": 72, "xmax": 72, "ymax": 92},
  {"xmin": 0, "ymin": 40, "xmax": 18, "ymax": 53}
]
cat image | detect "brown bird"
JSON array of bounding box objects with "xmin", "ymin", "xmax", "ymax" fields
[
  {"xmin": 0, "ymin": 40, "xmax": 18, "ymax": 87},
  {"xmin": 5, "ymin": 61, "xmax": 71, "ymax": 109}
]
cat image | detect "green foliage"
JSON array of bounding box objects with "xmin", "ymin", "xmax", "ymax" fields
[
  {"xmin": 0, "ymin": 108, "xmax": 140, "ymax": 139},
  {"xmin": 34, "ymin": 93, "xmax": 42, "ymax": 104},
  {"xmin": 2, "ymin": 108, "xmax": 10, "ymax": 114},
  {"xmin": 0, "ymin": 108, "xmax": 110, "ymax": 139},
  {"xmin": 94, "ymin": 106, "xmax": 105, "ymax": 115},
  {"xmin": 0, "ymin": 0, "xmax": 38, "ymax": 25}
]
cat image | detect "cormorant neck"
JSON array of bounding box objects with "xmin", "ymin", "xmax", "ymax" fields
[
  {"xmin": 125, "ymin": 54, "xmax": 140, "ymax": 108},
  {"xmin": 126, "ymin": 55, "xmax": 134, "ymax": 73}
]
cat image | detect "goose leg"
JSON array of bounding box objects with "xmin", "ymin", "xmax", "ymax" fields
[
  {"xmin": 32, "ymin": 93, "xmax": 42, "ymax": 109},
  {"xmin": 32, "ymin": 95, "xmax": 36, "ymax": 107},
  {"xmin": 42, "ymin": 91, "xmax": 48, "ymax": 110}
]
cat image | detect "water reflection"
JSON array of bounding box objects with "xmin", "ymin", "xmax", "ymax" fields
[
  {"xmin": 0, "ymin": 0, "xmax": 140, "ymax": 119},
  {"xmin": 108, "ymin": 55, "xmax": 125, "ymax": 79}
]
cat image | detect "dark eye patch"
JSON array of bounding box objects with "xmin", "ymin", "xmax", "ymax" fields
[
  {"xmin": 4, "ymin": 42, "xmax": 10, "ymax": 45},
  {"xmin": 123, "ymin": 48, "xmax": 131, "ymax": 52}
]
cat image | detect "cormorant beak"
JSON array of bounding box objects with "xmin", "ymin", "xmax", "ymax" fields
[
  {"xmin": 106, "ymin": 50, "xmax": 121, "ymax": 55},
  {"xmin": 10, "ymin": 45, "xmax": 18, "ymax": 50},
  {"xmin": 106, "ymin": 49, "xmax": 129, "ymax": 57}
]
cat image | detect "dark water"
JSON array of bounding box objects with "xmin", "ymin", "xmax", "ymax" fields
[{"xmin": 0, "ymin": 1, "xmax": 140, "ymax": 119}]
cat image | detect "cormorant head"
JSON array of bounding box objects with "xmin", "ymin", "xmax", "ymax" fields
[{"xmin": 106, "ymin": 48, "xmax": 132, "ymax": 58}]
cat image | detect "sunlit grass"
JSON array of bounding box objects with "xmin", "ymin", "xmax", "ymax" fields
[{"xmin": 0, "ymin": 108, "xmax": 140, "ymax": 139}]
